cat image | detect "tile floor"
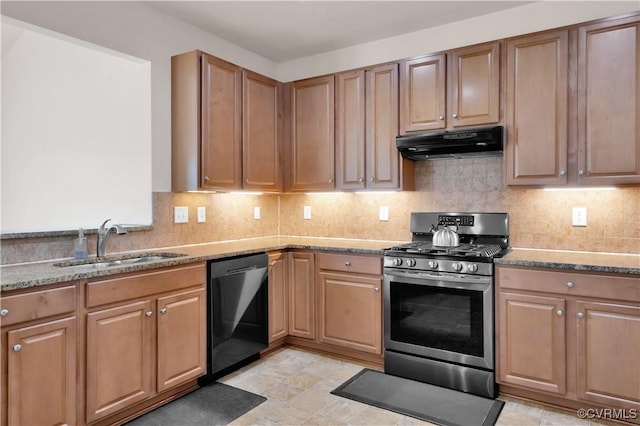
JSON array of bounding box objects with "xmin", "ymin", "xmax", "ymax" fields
[{"xmin": 219, "ymin": 347, "xmax": 609, "ymax": 426}]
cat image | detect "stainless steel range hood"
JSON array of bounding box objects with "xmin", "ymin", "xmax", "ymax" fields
[{"xmin": 396, "ymin": 126, "xmax": 503, "ymax": 160}]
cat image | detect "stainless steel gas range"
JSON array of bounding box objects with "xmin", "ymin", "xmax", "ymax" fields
[{"xmin": 383, "ymin": 212, "xmax": 509, "ymax": 399}]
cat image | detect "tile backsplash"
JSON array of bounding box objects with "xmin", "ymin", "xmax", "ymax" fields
[{"xmin": 2, "ymin": 158, "xmax": 639, "ymax": 264}]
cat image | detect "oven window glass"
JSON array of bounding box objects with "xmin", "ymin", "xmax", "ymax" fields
[{"xmin": 390, "ymin": 282, "xmax": 484, "ymax": 357}]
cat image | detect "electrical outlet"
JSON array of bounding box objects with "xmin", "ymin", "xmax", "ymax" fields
[
  {"xmin": 197, "ymin": 206, "xmax": 206, "ymax": 223},
  {"xmin": 174, "ymin": 206, "xmax": 188, "ymax": 224},
  {"xmin": 379, "ymin": 206, "xmax": 389, "ymax": 221},
  {"xmin": 254, "ymin": 206, "xmax": 261, "ymax": 220},
  {"xmin": 303, "ymin": 206, "xmax": 312, "ymax": 220},
  {"xmin": 572, "ymin": 207, "xmax": 587, "ymax": 227}
]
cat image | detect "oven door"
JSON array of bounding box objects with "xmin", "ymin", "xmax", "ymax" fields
[{"xmin": 383, "ymin": 268, "xmax": 494, "ymax": 370}]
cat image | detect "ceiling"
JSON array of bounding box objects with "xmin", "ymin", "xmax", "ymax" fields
[{"xmin": 144, "ymin": 1, "xmax": 532, "ymax": 62}]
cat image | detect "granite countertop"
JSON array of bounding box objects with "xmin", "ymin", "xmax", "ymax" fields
[
  {"xmin": 496, "ymin": 248, "xmax": 640, "ymax": 275},
  {"xmin": 0, "ymin": 236, "xmax": 401, "ymax": 291}
]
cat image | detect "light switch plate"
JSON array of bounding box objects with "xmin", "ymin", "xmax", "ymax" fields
[
  {"xmin": 303, "ymin": 206, "xmax": 312, "ymax": 220},
  {"xmin": 174, "ymin": 206, "xmax": 188, "ymax": 224},
  {"xmin": 572, "ymin": 207, "xmax": 587, "ymax": 227},
  {"xmin": 254, "ymin": 206, "xmax": 261, "ymax": 220},
  {"xmin": 379, "ymin": 206, "xmax": 389, "ymax": 221},
  {"xmin": 197, "ymin": 206, "xmax": 206, "ymax": 223}
]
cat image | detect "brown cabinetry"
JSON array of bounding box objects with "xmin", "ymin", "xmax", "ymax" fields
[
  {"xmin": 288, "ymin": 75, "xmax": 335, "ymax": 191},
  {"xmin": 336, "ymin": 64, "xmax": 413, "ymax": 190},
  {"xmin": 496, "ymin": 265, "xmax": 640, "ymax": 414},
  {"xmin": 85, "ymin": 264, "xmax": 206, "ymax": 423},
  {"xmin": 505, "ymin": 30, "xmax": 569, "ymax": 186},
  {"xmin": 577, "ymin": 15, "xmax": 640, "ymax": 185},
  {"xmin": 172, "ymin": 50, "xmax": 282, "ymax": 192},
  {"xmin": 268, "ymin": 251, "xmax": 288, "ymax": 342},
  {"xmin": 288, "ymin": 251, "xmax": 316, "ymax": 339},
  {"xmin": 0, "ymin": 285, "xmax": 77, "ymax": 426},
  {"xmin": 400, "ymin": 42, "xmax": 500, "ymax": 134},
  {"xmin": 316, "ymin": 253, "xmax": 382, "ymax": 354}
]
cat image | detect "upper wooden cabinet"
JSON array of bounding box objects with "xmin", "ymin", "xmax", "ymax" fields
[
  {"xmin": 288, "ymin": 75, "xmax": 335, "ymax": 191},
  {"xmin": 172, "ymin": 51, "xmax": 283, "ymax": 192},
  {"xmin": 336, "ymin": 64, "xmax": 414, "ymax": 191},
  {"xmin": 400, "ymin": 42, "xmax": 500, "ymax": 134},
  {"xmin": 577, "ymin": 15, "xmax": 640, "ymax": 185},
  {"xmin": 505, "ymin": 30, "xmax": 569, "ymax": 186}
]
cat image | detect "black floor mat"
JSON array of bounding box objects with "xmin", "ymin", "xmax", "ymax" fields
[
  {"xmin": 124, "ymin": 382, "xmax": 266, "ymax": 426},
  {"xmin": 331, "ymin": 369, "xmax": 504, "ymax": 426}
]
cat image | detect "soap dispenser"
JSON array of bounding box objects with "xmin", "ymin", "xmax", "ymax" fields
[{"xmin": 74, "ymin": 228, "xmax": 88, "ymax": 259}]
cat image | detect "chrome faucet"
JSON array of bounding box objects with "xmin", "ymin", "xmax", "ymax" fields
[{"xmin": 97, "ymin": 219, "xmax": 127, "ymax": 257}]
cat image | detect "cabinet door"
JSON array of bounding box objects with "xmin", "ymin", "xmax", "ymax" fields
[
  {"xmin": 6, "ymin": 317, "xmax": 76, "ymax": 426},
  {"xmin": 268, "ymin": 251, "xmax": 289, "ymax": 342},
  {"xmin": 288, "ymin": 252, "xmax": 315, "ymax": 339},
  {"xmin": 86, "ymin": 300, "xmax": 153, "ymax": 422},
  {"xmin": 576, "ymin": 301, "xmax": 640, "ymax": 410},
  {"xmin": 506, "ymin": 31, "xmax": 569, "ymax": 186},
  {"xmin": 400, "ymin": 54, "xmax": 446, "ymax": 133},
  {"xmin": 201, "ymin": 54, "xmax": 242, "ymax": 190},
  {"xmin": 449, "ymin": 42, "xmax": 500, "ymax": 128},
  {"xmin": 498, "ymin": 292, "xmax": 566, "ymax": 395},
  {"xmin": 366, "ymin": 63, "xmax": 401, "ymax": 190},
  {"xmin": 157, "ymin": 288, "xmax": 206, "ymax": 393},
  {"xmin": 317, "ymin": 271, "xmax": 382, "ymax": 354},
  {"xmin": 243, "ymin": 70, "xmax": 283, "ymax": 191},
  {"xmin": 578, "ymin": 16, "xmax": 640, "ymax": 185},
  {"xmin": 290, "ymin": 76, "xmax": 335, "ymax": 191},
  {"xmin": 336, "ymin": 69, "xmax": 366, "ymax": 190}
]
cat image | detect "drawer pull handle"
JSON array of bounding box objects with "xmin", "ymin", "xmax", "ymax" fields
[
  {"xmin": 160, "ymin": 308, "xmax": 168, "ymax": 314},
  {"xmin": 0, "ymin": 309, "xmax": 8, "ymax": 317},
  {"xmin": 145, "ymin": 311, "xmax": 153, "ymax": 317},
  {"xmin": 556, "ymin": 309, "xmax": 564, "ymax": 317},
  {"xmin": 13, "ymin": 344, "xmax": 22, "ymax": 352},
  {"xmin": 566, "ymin": 281, "xmax": 574, "ymax": 289},
  {"xmin": 345, "ymin": 261, "xmax": 351, "ymax": 266},
  {"xmin": 577, "ymin": 312, "xmax": 584, "ymax": 319},
  {"xmin": 374, "ymin": 287, "xmax": 380, "ymax": 292}
]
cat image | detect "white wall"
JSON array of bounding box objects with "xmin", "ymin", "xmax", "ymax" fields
[{"xmin": 2, "ymin": 1, "xmax": 638, "ymax": 193}]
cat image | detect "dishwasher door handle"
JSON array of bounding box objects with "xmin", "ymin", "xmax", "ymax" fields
[{"xmin": 224, "ymin": 265, "xmax": 258, "ymax": 276}]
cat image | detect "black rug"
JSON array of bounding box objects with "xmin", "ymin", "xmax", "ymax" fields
[
  {"xmin": 331, "ymin": 369, "xmax": 504, "ymax": 426},
  {"xmin": 125, "ymin": 382, "xmax": 266, "ymax": 425}
]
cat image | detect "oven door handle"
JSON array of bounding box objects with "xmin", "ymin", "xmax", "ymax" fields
[{"xmin": 384, "ymin": 269, "xmax": 492, "ymax": 287}]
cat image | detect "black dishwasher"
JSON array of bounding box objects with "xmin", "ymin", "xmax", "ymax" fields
[{"xmin": 200, "ymin": 253, "xmax": 269, "ymax": 383}]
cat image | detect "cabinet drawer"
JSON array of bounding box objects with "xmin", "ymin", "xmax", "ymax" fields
[
  {"xmin": 0, "ymin": 285, "xmax": 76, "ymax": 326},
  {"xmin": 317, "ymin": 253, "xmax": 381, "ymax": 275},
  {"xmin": 497, "ymin": 266, "xmax": 640, "ymax": 303},
  {"xmin": 86, "ymin": 263, "xmax": 205, "ymax": 308}
]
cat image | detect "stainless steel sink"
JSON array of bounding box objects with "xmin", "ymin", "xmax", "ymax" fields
[{"xmin": 55, "ymin": 252, "xmax": 187, "ymax": 271}]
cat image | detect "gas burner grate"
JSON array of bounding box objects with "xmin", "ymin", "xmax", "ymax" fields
[{"xmin": 388, "ymin": 242, "xmax": 504, "ymax": 258}]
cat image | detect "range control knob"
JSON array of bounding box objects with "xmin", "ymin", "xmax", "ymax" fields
[
  {"xmin": 468, "ymin": 264, "xmax": 478, "ymax": 273},
  {"xmin": 406, "ymin": 259, "xmax": 416, "ymax": 267},
  {"xmin": 428, "ymin": 260, "xmax": 438, "ymax": 269},
  {"xmin": 393, "ymin": 258, "xmax": 403, "ymax": 266},
  {"xmin": 452, "ymin": 262, "xmax": 463, "ymax": 272}
]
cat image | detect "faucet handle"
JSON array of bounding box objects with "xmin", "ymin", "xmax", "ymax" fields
[{"xmin": 99, "ymin": 219, "xmax": 112, "ymax": 232}]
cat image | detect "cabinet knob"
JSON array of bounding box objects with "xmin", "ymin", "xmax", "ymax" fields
[
  {"xmin": 160, "ymin": 308, "xmax": 168, "ymax": 314},
  {"xmin": 13, "ymin": 344, "xmax": 21, "ymax": 352},
  {"xmin": 145, "ymin": 311, "xmax": 153, "ymax": 317},
  {"xmin": 438, "ymin": 115, "xmax": 444, "ymax": 121},
  {"xmin": 345, "ymin": 261, "xmax": 351, "ymax": 266},
  {"xmin": 374, "ymin": 287, "xmax": 380, "ymax": 292},
  {"xmin": 0, "ymin": 309, "xmax": 8, "ymax": 317},
  {"xmin": 577, "ymin": 312, "xmax": 584, "ymax": 319},
  {"xmin": 369, "ymin": 177, "xmax": 374, "ymax": 182},
  {"xmin": 269, "ymin": 261, "xmax": 276, "ymax": 267},
  {"xmin": 204, "ymin": 176, "xmax": 210, "ymax": 181},
  {"xmin": 578, "ymin": 169, "xmax": 584, "ymax": 176},
  {"xmin": 328, "ymin": 179, "xmax": 333, "ymax": 183},
  {"xmin": 559, "ymin": 169, "xmax": 566, "ymax": 176},
  {"xmin": 566, "ymin": 281, "xmax": 574, "ymax": 288},
  {"xmin": 452, "ymin": 113, "xmax": 458, "ymax": 119},
  {"xmin": 358, "ymin": 178, "xmax": 363, "ymax": 183},
  {"xmin": 556, "ymin": 309, "xmax": 564, "ymax": 317}
]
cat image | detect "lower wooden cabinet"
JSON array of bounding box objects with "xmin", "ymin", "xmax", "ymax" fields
[
  {"xmin": 85, "ymin": 263, "xmax": 206, "ymax": 423},
  {"xmin": 288, "ymin": 251, "xmax": 316, "ymax": 339},
  {"xmin": 268, "ymin": 251, "xmax": 288, "ymax": 342},
  {"xmin": 1, "ymin": 284, "xmax": 77, "ymax": 426},
  {"xmin": 496, "ymin": 265, "xmax": 640, "ymax": 415}
]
